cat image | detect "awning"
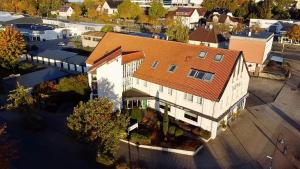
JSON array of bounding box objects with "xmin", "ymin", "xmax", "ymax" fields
[{"xmin": 123, "ymin": 88, "xmax": 154, "ymax": 101}]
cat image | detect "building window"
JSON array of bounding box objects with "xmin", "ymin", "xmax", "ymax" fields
[
  {"xmin": 136, "ymin": 78, "xmax": 139, "ymax": 85},
  {"xmin": 184, "ymin": 112, "xmax": 198, "ymax": 122},
  {"xmin": 184, "ymin": 93, "xmax": 193, "ymax": 102},
  {"xmin": 196, "ymin": 96, "xmax": 202, "ymax": 104},
  {"xmin": 144, "ymin": 81, "xmax": 147, "ymax": 87},
  {"xmin": 151, "ymin": 61, "xmax": 159, "ymax": 69},
  {"xmin": 188, "ymin": 69, "xmax": 214, "ymax": 81},
  {"xmin": 168, "ymin": 88, "xmax": 172, "ymax": 95},
  {"xmin": 168, "ymin": 64, "xmax": 177, "ymax": 73},
  {"xmin": 159, "ymin": 85, "xmax": 163, "ymax": 92},
  {"xmin": 198, "ymin": 51, "xmax": 207, "ymax": 59},
  {"xmin": 214, "ymin": 54, "xmax": 223, "ymax": 62}
]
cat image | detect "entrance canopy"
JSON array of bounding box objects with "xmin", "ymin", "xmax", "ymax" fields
[{"xmin": 123, "ymin": 88, "xmax": 154, "ymax": 101}]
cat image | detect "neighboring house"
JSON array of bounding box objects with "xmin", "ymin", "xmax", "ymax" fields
[
  {"xmin": 249, "ymin": 18, "xmax": 294, "ymax": 34},
  {"xmin": 188, "ymin": 26, "xmax": 226, "ymax": 48},
  {"xmin": 189, "ymin": 0, "xmax": 204, "ymax": 6},
  {"xmin": 96, "ymin": 0, "xmax": 122, "ymax": 15},
  {"xmin": 86, "ymin": 32, "xmax": 250, "ymax": 139},
  {"xmin": 14, "ymin": 24, "xmax": 72, "ymax": 41},
  {"xmin": 207, "ymin": 12, "xmax": 243, "ymax": 30},
  {"xmin": 173, "ymin": 7, "xmax": 206, "ymax": 29},
  {"xmin": 81, "ymin": 31, "xmax": 105, "ymax": 48},
  {"xmin": 59, "ymin": 5, "xmax": 73, "ymax": 17},
  {"xmin": 229, "ymin": 31, "xmax": 274, "ymax": 75}
]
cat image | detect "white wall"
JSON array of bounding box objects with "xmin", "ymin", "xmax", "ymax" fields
[
  {"xmin": 174, "ymin": 10, "xmax": 200, "ymax": 29},
  {"xmin": 188, "ymin": 40, "xmax": 218, "ymax": 48},
  {"xmin": 262, "ymin": 36, "xmax": 274, "ymax": 63},
  {"xmin": 94, "ymin": 55, "xmax": 123, "ymax": 110}
]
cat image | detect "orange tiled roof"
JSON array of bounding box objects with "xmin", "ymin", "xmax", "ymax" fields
[{"xmin": 86, "ymin": 32, "xmax": 242, "ymax": 101}]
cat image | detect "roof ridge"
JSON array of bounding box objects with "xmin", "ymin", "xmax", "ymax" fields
[{"xmin": 107, "ymin": 32, "xmax": 237, "ymax": 53}]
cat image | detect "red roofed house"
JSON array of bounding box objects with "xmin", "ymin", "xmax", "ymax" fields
[
  {"xmin": 229, "ymin": 31, "xmax": 274, "ymax": 75},
  {"xmin": 173, "ymin": 7, "xmax": 206, "ymax": 29},
  {"xmin": 207, "ymin": 12, "xmax": 243, "ymax": 30},
  {"xmin": 86, "ymin": 32, "xmax": 250, "ymax": 139},
  {"xmin": 188, "ymin": 26, "xmax": 227, "ymax": 48},
  {"xmin": 58, "ymin": 5, "xmax": 73, "ymax": 17}
]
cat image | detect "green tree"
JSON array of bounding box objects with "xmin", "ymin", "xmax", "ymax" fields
[
  {"xmin": 163, "ymin": 104, "xmax": 169, "ymax": 141},
  {"xmin": 87, "ymin": 7, "xmax": 98, "ymax": 20},
  {"xmin": 149, "ymin": 1, "xmax": 166, "ymax": 20},
  {"xmin": 70, "ymin": 3, "xmax": 82, "ymax": 21},
  {"xmin": 5, "ymin": 84, "xmax": 34, "ymax": 114},
  {"xmin": 117, "ymin": 0, "xmax": 142, "ymax": 19},
  {"xmin": 67, "ymin": 98, "xmax": 129, "ymax": 157},
  {"xmin": 101, "ymin": 25, "xmax": 114, "ymax": 32},
  {"xmin": 202, "ymin": 0, "xmax": 238, "ymax": 12},
  {"xmin": 57, "ymin": 75, "xmax": 89, "ymax": 96},
  {"xmin": 166, "ymin": 19, "xmax": 189, "ymax": 43},
  {"xmin": 0, "ymin": 27, "xmax": 26, "ymax": 70},
  {"xmin": 287, "ymin": 25, "xmax": 300, "ymax": 42}
]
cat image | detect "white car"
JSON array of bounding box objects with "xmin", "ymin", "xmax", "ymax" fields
[{"xmin": 57, "ymin": 42, "xmax": 66, "ymax": 46}]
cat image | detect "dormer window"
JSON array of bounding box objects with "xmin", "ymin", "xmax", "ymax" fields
[
  {"xmin": 168, "ymin": 64, "xmax": 177, "ymax": 73},
  {"xmin": 198, "ymin": 51, "xmax": 207, "ymax": 59},
  {"xmin": 214, "ymin": 54, "xmax": 223, "ymax": 62},
  {"xmin": 151, "ymin": 61, "xmax": 159, "ymax": 69}
]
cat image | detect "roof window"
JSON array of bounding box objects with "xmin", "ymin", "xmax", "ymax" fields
[
  {"xmin": 168, "ymin": 64, "xmax": 177, "ymax": 73},
  {"xmin": 198, "ymin": 51, "xmax": 207, "ymax": 59},
  {"xmin": 151, "ymin": 61, "xmax": 159, "ymax": 69},
  {"xmin": 214, "ymin": 54, "xmax": 223, "ymax": 62},
  {"xmin": 188, "ymin": 69, "xmax": 214, "ymax": 81}
]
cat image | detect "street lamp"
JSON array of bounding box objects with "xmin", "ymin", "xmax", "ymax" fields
[{"xmin": 266, "ymin": 133, "xmax": 288, "ymax": 169}]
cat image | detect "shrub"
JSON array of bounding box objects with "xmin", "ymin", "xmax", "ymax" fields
[
  {"xmin": 57, "ymin": 75, "xmax": 89, "ymax": 96},
  {"xmin": 96, "ymin": 154, "xmax": 114, "ymax": 166},
  {"xmin": 200, "ymin": 130, "xmax": 211, "ymax": 140},
  {"xmin": 101, "ymin": 25, "xmax": 114, "ymax": 32},
  {"xmin": 175, "ymin": 128, "xmax": 184, "ymax": 137},
  {"xmin": 130, "ymin": 132, "xmax": 151, "ymax": 145},
  {"xmin": 131, "ymin": 107, "xmax": 142, "ymax": 123},
  {"xmin": 168, "ymin": 125, "xmax": 176, "ymax": 135}
]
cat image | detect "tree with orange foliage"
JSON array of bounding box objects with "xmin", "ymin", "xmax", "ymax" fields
[
  {"xmin": 287, "ymin": 25, "xmax": 300, "ymax": 42},
  {"xmin": 0, "ymin": 27, "xmax": 26, "ymax": 70}
]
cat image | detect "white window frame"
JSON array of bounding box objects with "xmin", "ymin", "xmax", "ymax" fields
[
  {"xmin": 196, "ymin": 96, "xmax": 202, "ymax": 104},
  {"xmin": 184, "ymin": 93, "xmax": 193, "ymax": 102}
]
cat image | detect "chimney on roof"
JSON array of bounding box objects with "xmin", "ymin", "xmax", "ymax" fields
[{"xmin": 185, "ymin": 56, "xmax": 191, "ymax": 62}]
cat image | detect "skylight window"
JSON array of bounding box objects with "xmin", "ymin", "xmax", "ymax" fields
[
  {"xmin": 188, "ymin": 69, "xmax": 214, "ymax": 82},
  {"xmin": 168, "ymin": 64, "xmax": 177, "ymax": 73},
  {"xmin": 214, "ymin": 54, "xmax": 223, "ymax": 62},
  {"xmin": 151, "ymin": 61, "xmax": 159, "ymax": 69},
  {"xmin": 198, "ymin": 51, "xmax": 207, "ymax": 59}
]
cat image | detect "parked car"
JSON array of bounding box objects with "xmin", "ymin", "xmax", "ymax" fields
[{"xmin": 57, "ymin": 42, "xmax": 66, "ymax": 46}]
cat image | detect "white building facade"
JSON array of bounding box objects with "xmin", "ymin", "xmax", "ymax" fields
[{"xmin": 86, "ymin": 33, "xmax": 250, "ymax": 140}]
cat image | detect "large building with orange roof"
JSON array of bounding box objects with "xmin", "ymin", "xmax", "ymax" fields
[{"xmin": 86, "ymin": 32, "xmax": 250, "ymax": 139}]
